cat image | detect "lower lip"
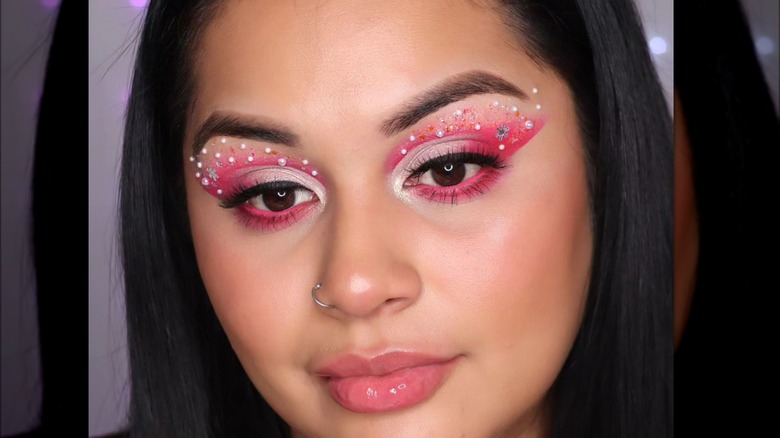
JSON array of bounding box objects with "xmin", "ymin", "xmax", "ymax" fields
[{"xmin": 325, "ymin": 358, "xmax": 458, "ymax": 413}]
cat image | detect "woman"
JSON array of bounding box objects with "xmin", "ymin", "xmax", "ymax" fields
[{"xmin": 120, "ymin": 0, "xmax": 671, "ymax": 436}]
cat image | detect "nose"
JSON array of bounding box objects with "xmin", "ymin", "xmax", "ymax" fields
[{"xmin": 315, "ymin": 191, "xmax": 422, "ymax": 318}]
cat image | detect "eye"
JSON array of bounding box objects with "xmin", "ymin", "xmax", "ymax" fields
[
  {"xmin": 405, "ymin": 151, "xmax": 502, "ymax": 188},
  {"xmin": 248, "ymin": 184, "xmax": 316, "ymax": 212}
]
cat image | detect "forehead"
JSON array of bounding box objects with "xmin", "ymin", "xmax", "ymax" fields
[{"xmin": 191, "ymin": 0, "xmax": 534, "ymax": 134}]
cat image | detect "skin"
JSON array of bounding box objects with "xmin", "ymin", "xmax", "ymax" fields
[
  {"xmin": 184, "ymin": 0, "xmax": 592, "ymax": 436},
  {"xmin": 673, "ymin": 91, "xmax": 700, "ymax": 348}
]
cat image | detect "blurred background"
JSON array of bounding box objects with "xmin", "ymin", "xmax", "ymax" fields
[{"xmin": 0, "ymin": 0, "xmax": 774, "ymax": 436}]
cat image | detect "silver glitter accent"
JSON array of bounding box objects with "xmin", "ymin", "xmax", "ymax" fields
[
  {"xmin": 401, "ymin": 149, "xmax": 407, "ymax": 155},
  {"xmin": 207, "ymin": 167, "xmax": 218, "ymax": 180},
  {"xmin": 201, "ymin": 178, "xmax": 209, "ymax": 186},
  {"xmin": 278, "ymin": 158, "xmax": 287, "ymax": 166},
  {"xmin": 496, "ymin": 124, "xmax": 510, "ymax": 140},
  {"xmin": 532, "ymin": 87, "xmax": 539, "ymax": 94},
  {"xmin": 525, "ymin": 120, "xmax": 535, "ymax": 130},
  {"xmin": 409, "ymin": 135, "xmax": 416, "ymax": 142},
  {"xmin": 436, "ymin": 130, "xmax": 444, "ymax": 138}
]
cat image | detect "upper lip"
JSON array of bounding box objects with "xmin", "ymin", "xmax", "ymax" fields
[{"xmin": 313, "ymin": 351, "xmax": 456, "ymax": 378}]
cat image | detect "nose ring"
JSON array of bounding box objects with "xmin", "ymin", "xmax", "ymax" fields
[{"xmin": 311, "ymin": 283, "xmax": 335, "ymax": 308}]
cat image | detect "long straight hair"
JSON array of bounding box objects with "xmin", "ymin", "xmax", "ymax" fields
[{"xmin": 120, "ymin": 0, "xmax": 671, "ymax": 437}]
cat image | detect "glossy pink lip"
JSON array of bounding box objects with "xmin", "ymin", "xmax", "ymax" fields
[{"xmin": 314, "ymin": 352, "xmax": 460, "ymax": 413}]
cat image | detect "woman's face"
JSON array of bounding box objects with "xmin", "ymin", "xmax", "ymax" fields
[{"xmin": 184, "ymin": 0, "xmax": 592, "ymax": 436}]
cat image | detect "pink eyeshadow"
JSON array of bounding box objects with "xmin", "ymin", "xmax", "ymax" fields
[
  {"xmin": 386, "ymin": 100, "xmax": 546, "ymax": 172},
  {"xmin": 190, "ymin": 140, "xmax": 322, "ymax": 198}
]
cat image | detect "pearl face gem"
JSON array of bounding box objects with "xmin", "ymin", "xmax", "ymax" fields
[
  {"xmin": 201, "ymin": 147, "xmax": 208, "ymax": 154},
  {"xmin": 401, "ymin": 148, "xmax": 407, "ymax": 155},
  {"xmin": 217, "ymin": 189, "xmax": 223, "ymax": 195},
  {"xmin": 499, "ymin": 144, "xmax": 505, "ymax": 150},
  {"xmin": 247, "ymin": 156, "xmax": 254, "ymax": 162},
  {"xmin": 536, "ymin": 104, "xmax": 542, "ymax": 110},
  {"xmin": 493, "ymin": 100, "xmax": 500, "ymax": 107},
  {"xmin": 278, "ymin": 158, "xmax": 287, "ymax": 166},
  {"xmin": 525, "ymin": 120, "xmax": 534, "ymax": 130},
  {"xmin": 302, "ymin": 159, "xmax": 309, "ymax": 165},
  {"xmin": 265, "ymin": 147, "xmax": 272, "ymax": 154},
  {"xmin": 195, "ymin": 172, "xmax": 201, "ymax": 178},
  {"xmin": 532, "ymin": 87, "xmax": 538, "ymax": 94},
  {"xmin": 189, "ymin": 156, "xmax": 195, "ymax": 162},
  {"xmin": 197, "ymin": 162, "xmax": 203, "ymax": 169},
  {"xmin": 311, "ymin": 170, "xmax": 318, "ymax": 176},
  {"xmin": 409, "ymin": 135, "xmax": 416, "ymax": 142},
  {"xmin": 228, "ymin": 157, "xmax": 235, "ymax": 163},
  {"xmin": 214, "ymin": 152, "xmax": 221, "ymax": 158},
  {"xmin": 240, "ymin": 143, "xmax": 246, "ymax": 149},
  {"xmin": 475, "ymin": 123, "xmax": 481, "ymax": 130},
  {"xmin": 201, "ymin": 178, "xmax": 209, "ymax": 186},
  {"xmin": 436, "ymin": 130, "xmax": 444, "ymax": 138},
  {"xmin": 220, "ymin": 137, "xmax": 227, "ymax": 144}
]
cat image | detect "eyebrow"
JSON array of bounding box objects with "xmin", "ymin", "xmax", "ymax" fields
[
  {"xmin": 380, "ymin": 70, "xmax": 528, "ymax": 136},
  {"xmin": 191, "ymin": 70, "xmax": 527, "ymax": 156},
  {"xmin": 191, "ymin": 113, "xmax": 299, "ymax": 158}
]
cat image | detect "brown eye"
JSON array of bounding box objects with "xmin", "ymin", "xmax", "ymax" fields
[
  {"xmin": 249, "ymin": 187, "xmax": 315, "ymax": 212},
  {"xmin": 430, "ymin": 162, "xmax": 467, "ymax": 187}
]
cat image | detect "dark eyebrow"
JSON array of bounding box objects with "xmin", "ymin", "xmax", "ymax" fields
[
  {"xmin": 380, "ymin": 70, "xmax": 529, "ymax": 137},
  {"xmin": 191, "ymin": 113, "xmax": 299, "ymax": 158}
]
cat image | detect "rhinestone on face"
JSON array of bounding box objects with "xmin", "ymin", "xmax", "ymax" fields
[
  {"xmin": 436, "ymin": 130, "xmax": 444, "ymax": 138},
  {"xmin": 278, "ymin": 158, "xmax": 287, "ymax": 166},
  {"xmin": 201, "ymin": 178, "xmax": 209, "ymax": 186},
  {"xmin": 525, "ymin": 120, "xmax": 535, "ymax": 130},
  {"xmin": 496, "ymin": 124, "xmax": 510, "ymax": 141}
]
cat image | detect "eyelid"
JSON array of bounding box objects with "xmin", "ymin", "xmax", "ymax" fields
[{"xmin": 220, "ymin": 166, "xmax": 327, "ymax": 205}]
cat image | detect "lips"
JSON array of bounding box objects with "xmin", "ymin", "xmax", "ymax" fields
[{"xmin": 314, "ymin": 351, "xmax": 460, "ymax": 413}]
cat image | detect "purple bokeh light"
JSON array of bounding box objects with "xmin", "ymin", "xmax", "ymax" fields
[
  {"xmin": 41, "ymin": 0, "xmax": 61, "ymax": 9},
  {"xmin": 129, "ymin": 0, "xmax": 149, "ymax": 8}
]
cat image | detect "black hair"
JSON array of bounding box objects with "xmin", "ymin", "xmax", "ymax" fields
[
  {"xmin": 674, "ymin": 0, "xmax": 779, "ymax": 435},
  {"xmin": 120, "ymin": 0, "xmax": 671, "ymax": 437}
]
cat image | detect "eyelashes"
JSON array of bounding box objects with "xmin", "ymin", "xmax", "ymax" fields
[{"xmin": 217, "ymin": 147, "xmax": 509, "ymax": 232}]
